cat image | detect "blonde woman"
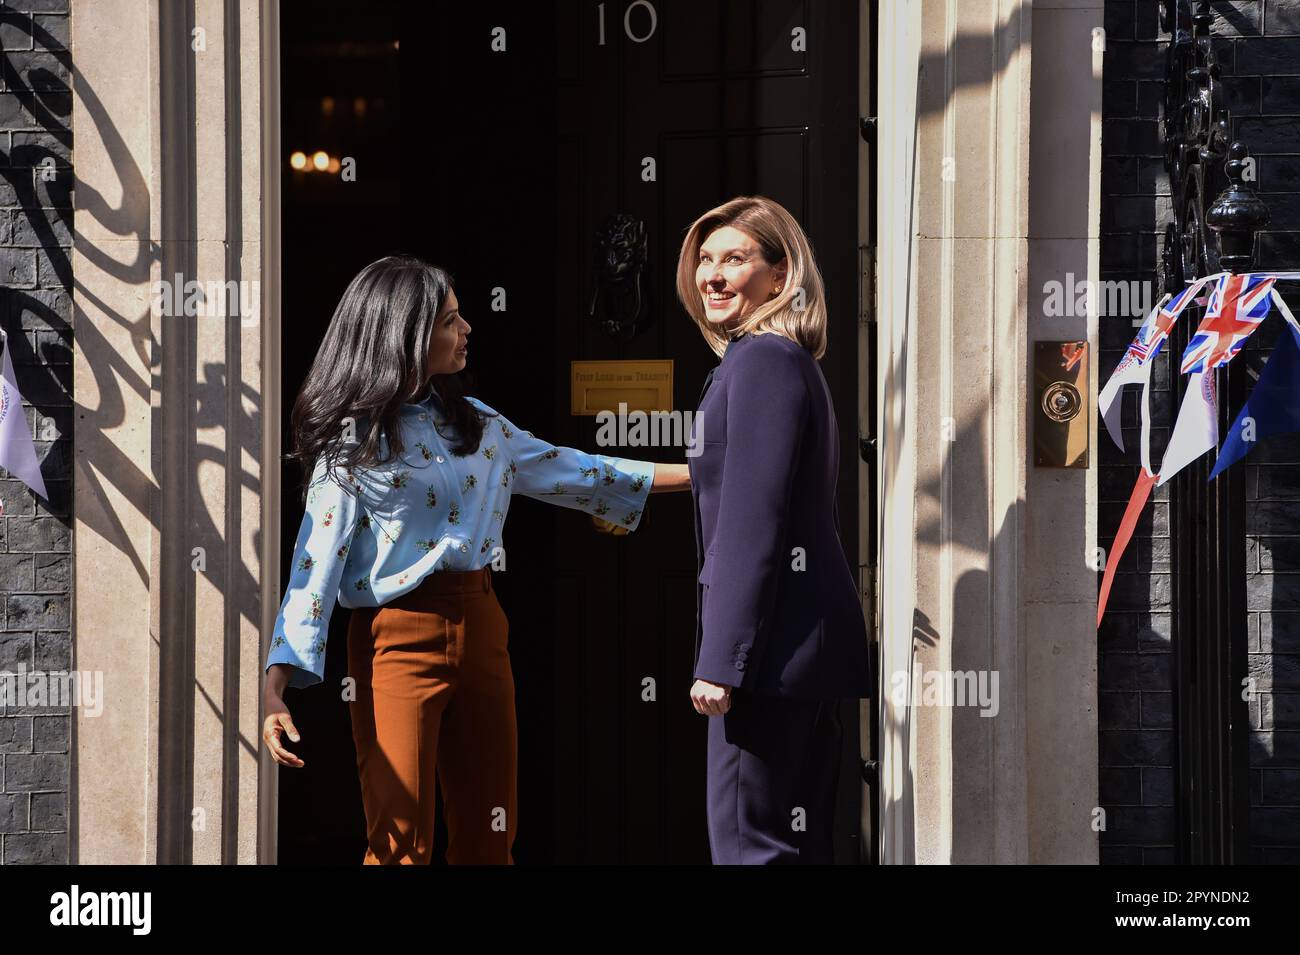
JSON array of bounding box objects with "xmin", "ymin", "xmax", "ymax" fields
[{"xmin": 677, "ymin": 196, "xmax": 874, "ymax": 864}]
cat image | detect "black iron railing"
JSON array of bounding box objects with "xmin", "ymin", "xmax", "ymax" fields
[{"xmin": 1158, "ymin": 0, "xmax": 1263, "ymax": 863}]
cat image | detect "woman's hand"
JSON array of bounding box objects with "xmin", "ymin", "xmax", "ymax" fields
[
  {"xmin": 263, "ymin": 665, "xmax": 305, "ymax": 768},
  {"xmin": 690, "ymin": 678, "xmax": 732, "ymax": 716}
]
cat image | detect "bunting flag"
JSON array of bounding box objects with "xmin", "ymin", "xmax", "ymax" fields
[
  {"xmin": 1097, "ymin": 276, "xmax": 1216, "ymax": 454},
  {"xmin": 1096, "ymin": 467, "xmax": 1159, "ymax": 628},
  {"xmin": 0, "ymin": 328, "xmax": 49, "ymax": 501},
  {"xmin": 1179, "ymin": 273, "xmax": 1277, "ymax": 374},
  {"xmin": 1098, "ymin": 293, "xmax": 1170, "ymax": 456},
  {"xmin": 1098, "ymin": 274, "xmax": 1215, "ymax": 459},
  {"xmin": 1208, "ymin": 320, "xmax": 1300, "ymax": 481},
  {"xmin": 1157, "ymin": 370, "xmax": 1217, "ymax": 487},
  {"xmin": 1098, "ymin": 273, "xmax": 1300, "ymax": 628}
]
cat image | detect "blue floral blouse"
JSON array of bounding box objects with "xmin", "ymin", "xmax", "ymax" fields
[{"xmin": 265, "ymin": 393, "xmax": 655, "ymax": 689}]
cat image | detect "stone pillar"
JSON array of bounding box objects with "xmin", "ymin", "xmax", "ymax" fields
[
  {"xmin": 875, "ymin": 0, "xmax": 1100, "ymax": 863},
  {"xmin": 1024, "ymin": 0, "xmax": 1103, "ymax": 866},
  {"xmin": 71, "ymin": 0, "xmax": 280, "ymax": 864}
]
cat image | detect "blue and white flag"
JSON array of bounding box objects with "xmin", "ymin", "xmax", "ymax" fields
[{"xmin": 1208, "ymin": 319, "xmax": 1300, "ymax": 481}]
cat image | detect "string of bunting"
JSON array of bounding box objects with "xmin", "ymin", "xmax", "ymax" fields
[{"xmin": 1096, "ymin": 271, "xmax": 1300, "ymax": 627}]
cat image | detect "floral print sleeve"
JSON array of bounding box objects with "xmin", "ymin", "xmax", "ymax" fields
[
  {"xmin": 483, "ymin": 404, "xmax": 655, "ymax": 531},
  {"xmin": 265, "ymin": 454, "xmax": 362, "ymax": 689}
]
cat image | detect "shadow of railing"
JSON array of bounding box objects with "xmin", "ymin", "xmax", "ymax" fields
[{"xmin": 3, "ymin": 5, "xmax": 273, "ymax": 864}]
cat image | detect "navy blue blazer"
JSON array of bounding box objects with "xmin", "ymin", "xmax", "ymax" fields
[{"xmin": 689, "ymin": 331, "xmax": 874, "ymax": 699}]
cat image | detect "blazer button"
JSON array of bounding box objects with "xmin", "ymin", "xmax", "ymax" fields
[
  {"xmin": 734, "ymin": 660, "xmax": 745, "ymax": 671},
  {"xmin": 418, "ymin": 413, "xmax": 427, "ymax": 421},
  {"xmin": 436, "ymin": 455, "xmax": 445, "ymax": 463},
  {"xmin": 460, "ymin": 543, "xmax": 469, "ymax": 553}
]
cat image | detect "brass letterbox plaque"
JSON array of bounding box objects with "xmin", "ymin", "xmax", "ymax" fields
[
  {"xmin": 1034, "ymin": 341, "xmax": 1089, "ymax": 468},
  {"xmin": 570, "ymin": 360, "xmax": 673, "ymax": 416}
]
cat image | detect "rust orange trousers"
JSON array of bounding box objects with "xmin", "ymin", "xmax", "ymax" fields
[{"xmin": 346, "ymin": 566, "xmax": 517, "ymax": 864}]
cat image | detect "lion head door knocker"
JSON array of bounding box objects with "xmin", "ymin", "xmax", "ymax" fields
[{"xmin": 589, "ymin": 213, "xmax": 654, "ymax": 340}]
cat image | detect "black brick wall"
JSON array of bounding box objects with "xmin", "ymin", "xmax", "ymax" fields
[
  {"xmin": 1101, "ymin": 0, "xmax": 1300, "ymax": 863},
  {"xmin": 0, "ymin": 0, "xmax": 71, "ymax": 866}
]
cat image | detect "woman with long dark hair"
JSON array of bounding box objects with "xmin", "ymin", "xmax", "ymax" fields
[
  {"xmin": 677, "ymin": 197, "xmax": 874, "ymax": 864},
  {"xmin": 261, "ymin": 255, "xmax": 689, "ymax": 864}
]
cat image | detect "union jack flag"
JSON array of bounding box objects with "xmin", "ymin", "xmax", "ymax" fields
[
  {"xmin": 1113, "ymin": 282, "xmax": 1200, "ymax": 375},
  {"xmin": 1180, "ymin": 273, "xmax": 1277, "ymax": 374}
]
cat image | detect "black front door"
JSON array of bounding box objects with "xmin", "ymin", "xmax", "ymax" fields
[
  {"xmin": 547, "ymin": 0, "xmax": 866, "ymax": 863},
  {"xmin": 282, "ymin": 0, "xmax": 868, "ymax": 864}
]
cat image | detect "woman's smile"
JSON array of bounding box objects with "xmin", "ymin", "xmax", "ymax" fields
[
  {"xmin": 694, "ymin": 224, "xmax": 784, "ymax": 328},
  {"xmin": 706, "ymin": 289, "xmax": 737, "ymax": 310}
]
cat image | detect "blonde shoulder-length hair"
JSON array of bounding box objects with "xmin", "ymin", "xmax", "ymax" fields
[{"xmin": 674, "ymin": 195, "xmax": 828, "ymax": 360}]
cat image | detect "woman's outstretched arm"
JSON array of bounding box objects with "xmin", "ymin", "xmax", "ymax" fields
[
  {"xmin": 480, "ymin": 402, "xmax": 655, "ymax": 530},
  {"xmin": 649, "ymin": 462, "xmax": 690, "ymax": 492}
]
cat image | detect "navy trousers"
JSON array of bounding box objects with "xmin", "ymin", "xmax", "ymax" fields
[{"xmin": 705, "ymin": 687, "xmax": 844, "ymax": 864}]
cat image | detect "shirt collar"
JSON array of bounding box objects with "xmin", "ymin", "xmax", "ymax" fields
[{"xmin": 400, "ymin": 385, "xmax": 443, "ymax": 414}]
